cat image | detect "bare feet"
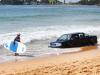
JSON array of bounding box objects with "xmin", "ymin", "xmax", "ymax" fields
[{"xmin": 15, "ymin": 53, "xmax": 19, "ymax": 56}]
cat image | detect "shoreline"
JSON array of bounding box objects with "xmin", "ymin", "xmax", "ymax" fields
[
  {"xmin": 0, "ymin": 46, "xmax": 100, "ymax": 75},
  {"xmin": 0, "ymin": 45, "xmax": 96, "ymax": 64}
]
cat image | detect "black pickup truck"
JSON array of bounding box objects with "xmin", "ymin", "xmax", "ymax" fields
[{"xmin": 49, "ymin": 32, "xmax": 97, "ymax": 48}]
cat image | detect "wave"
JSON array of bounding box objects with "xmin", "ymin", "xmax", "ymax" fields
[
  {"xmin": 0, "ymin": 25, "xmax": 100, "ymax": 57},
  {"xmin": 0, "ymin": 25, "xmax": 100, "ymax": 45}
]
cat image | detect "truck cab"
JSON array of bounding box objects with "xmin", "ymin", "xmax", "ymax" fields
[{"xmin": 50, "ymin": 32, "xmax": 97, "ymax": 48}]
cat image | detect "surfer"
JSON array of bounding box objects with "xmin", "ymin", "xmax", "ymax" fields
[{"xmin": 14, "ymin": 33, "xmax": 21, "ymax": 56}]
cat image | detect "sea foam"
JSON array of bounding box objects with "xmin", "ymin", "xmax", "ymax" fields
[{"xmin": 0, "ymin": 25, "xmax": 100, "ymax": 45}]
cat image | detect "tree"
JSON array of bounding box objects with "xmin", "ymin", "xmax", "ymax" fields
[
  {"xmin": 13, "ymin": 0, "xmax": 24, "ymax": 5},
  {"xmin": 41, "ymin": 0, "xmax": 49, "ymax": 4},
  {"xmin": 0, "ymin": 0, "xmax": 59, "ymax": 5},
  {"xmin": 1, "ymin": 0, "xmax": 14, "ymax": 4},
  {"xmin": 78, "ymin": 0, "xmax": 89, "ymax": 5},
  {"xmin": 79, "ymin": 0, "xmax": 100, "ymax": 5},
  {"xmin": 48, "ymin": 0, "xmax": 57, "ymax": 4}
]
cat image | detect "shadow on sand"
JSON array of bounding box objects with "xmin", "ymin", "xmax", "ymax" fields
[
  {"xmin": 7, "ymin": 54, "xmax": 34, "ymax": 57},
  {"xmin": 17, "ymin": 54, "xmax": 34, "ymax": 57},
  {"xmin": 81, "ymin": 45, "xmax": 97, "ymax": 51},
  {"xmin": 62, "ymin": 45, "xmax": 98, "ymax": 55}
]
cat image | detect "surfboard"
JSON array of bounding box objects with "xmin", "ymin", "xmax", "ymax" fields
[{"xmin": 4, "ymin": 41, "xmax": 26, "ymax": 53}]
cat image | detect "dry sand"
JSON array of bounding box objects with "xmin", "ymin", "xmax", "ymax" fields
[{"xmin": 0, "ymin": 46, "xmax": 100, "ymax": 75}]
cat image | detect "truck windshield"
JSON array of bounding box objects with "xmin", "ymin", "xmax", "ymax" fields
[{"xmin": 57, "ymin": 34, "xmax": 70, "ymax": 41}]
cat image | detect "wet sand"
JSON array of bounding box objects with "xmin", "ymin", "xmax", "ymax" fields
[{"xmin": 0, "ymin": 46, "xmax": 100, "ymax": 75}]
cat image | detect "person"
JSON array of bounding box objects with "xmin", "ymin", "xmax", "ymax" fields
[{"xmin": 14, "ymin": 33, "xmax": 21, "ymax": 56}]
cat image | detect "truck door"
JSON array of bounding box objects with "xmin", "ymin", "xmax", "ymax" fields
[
  {"xmin": 71, "ymin": 34, "xmax": 79, "ymax": 46},
  {"xmin": 79, "ymin": 33, "xmax": 86, "ymax": 46}
]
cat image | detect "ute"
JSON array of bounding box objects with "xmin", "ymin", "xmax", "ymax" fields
[{"xmin": 49, "ymin": 32, "xmax": 97, "ymax": 48}]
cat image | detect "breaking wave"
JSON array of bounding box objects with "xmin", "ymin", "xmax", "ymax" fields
[{"xmin": 0, "ymin": 25, "xmax": 100, "ymax": 45}]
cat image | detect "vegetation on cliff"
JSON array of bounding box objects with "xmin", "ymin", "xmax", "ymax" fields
[
  {"xmin": 0, "ymin": 0, "xmax": 100, "ymax": 5},
  {"xmin": 78, "ymin": 0, "xmax": 100, "ymax": 5},
  {"xmin": 0, "ymin": 0, "xmax": 61, "ymax": 5}
]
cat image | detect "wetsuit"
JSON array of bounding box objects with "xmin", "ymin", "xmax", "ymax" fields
[
  {"xmin": 14, "ymin": 35, "xmax": 20, "ymax": 56},
  {"xmin": 14, "ymin": 35, "xmax": 20, "ymax": 42}
]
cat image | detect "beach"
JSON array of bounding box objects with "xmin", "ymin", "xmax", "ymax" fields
[
  {"xmin": 0, "ymin": 5, "xmax": 100, "ymax": 75},
  {"xmin": 0, "ymin": 46, "xmax": 100, "ymax": 75}
]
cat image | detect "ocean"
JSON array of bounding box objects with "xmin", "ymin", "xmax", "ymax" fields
[{"xmin": 0, "ymin": 5, "xmax": 100, "ymax": 62}]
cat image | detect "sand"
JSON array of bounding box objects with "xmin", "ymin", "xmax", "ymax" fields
[{"xmin": 0, "ymin": 46, "xmax": 100, "ymax": 75}]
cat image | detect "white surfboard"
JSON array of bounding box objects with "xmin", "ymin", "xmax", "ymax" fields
[{"xmin": 4, "ymin": 41, "xmax": 26, "ymax": 53}]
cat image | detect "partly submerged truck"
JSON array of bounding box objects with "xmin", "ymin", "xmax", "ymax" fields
[{"xmin": 49, "ymin": 32, "xmax": 97, "ymax": 48}]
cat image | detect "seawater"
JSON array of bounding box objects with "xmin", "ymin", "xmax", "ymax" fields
[{"xmin": 0, "ymin": 5, "xmax": 100, "ymax": 60}]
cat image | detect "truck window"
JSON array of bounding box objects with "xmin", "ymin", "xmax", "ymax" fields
[
  {"xmin": 71, "ymin": 34, "xmax": 79, "ymax": 40},
  {"xmin": 57, "ymin": 34, "xmax": 70, "ymax": 41},
  {"xmin": 79, "ymin": 34, "xmax": 84, "ymax": 38}
]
